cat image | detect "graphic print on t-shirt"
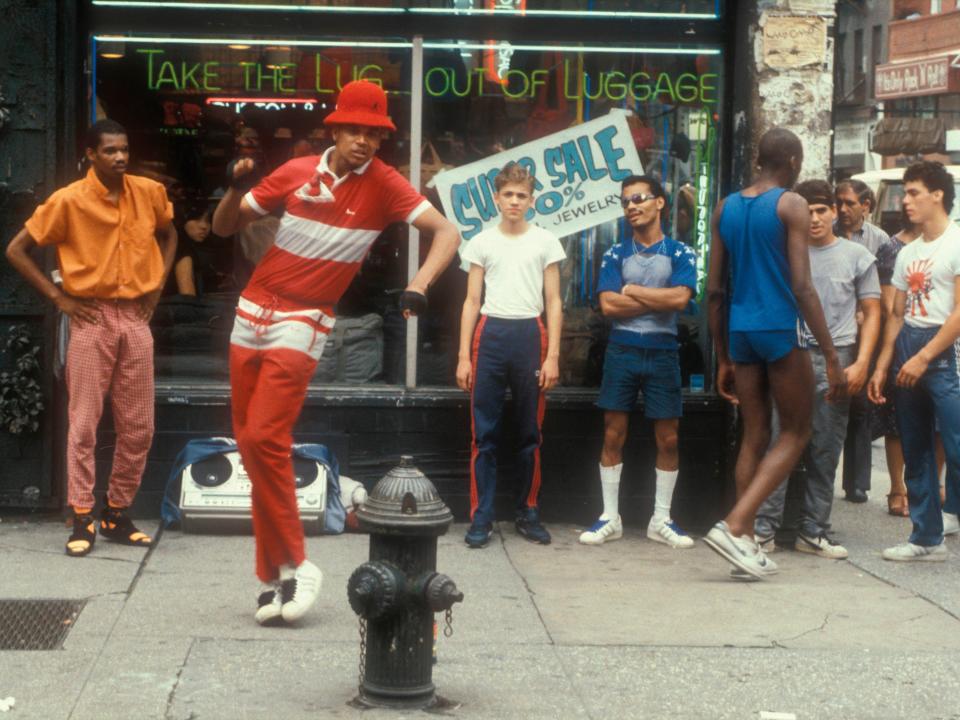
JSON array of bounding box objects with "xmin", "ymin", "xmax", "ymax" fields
[{"xmin": 905, "ymin": 258, "xmax": 934, "ymax": 318}]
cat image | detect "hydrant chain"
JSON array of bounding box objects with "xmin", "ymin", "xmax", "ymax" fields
[
  {"xmin": 358, "ymin": 617, "xmax": 367, "ymax": 688},
  {"xmin": 444, "ymin": 608, "xmax": 454, "ymax": 638}
]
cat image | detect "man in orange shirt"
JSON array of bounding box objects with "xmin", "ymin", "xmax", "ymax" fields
[{"xmin": 6, "ymin": 119, "xmax": 177, "ymax": 557}]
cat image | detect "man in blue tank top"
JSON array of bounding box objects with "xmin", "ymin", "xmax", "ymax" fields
[{"xmin": 704, "ymin": 128, "xmax": 846, "ymax": 580}]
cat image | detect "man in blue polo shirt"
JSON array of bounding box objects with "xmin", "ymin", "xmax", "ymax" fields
[{"xmin": 579, "ymin": 174, "xmax": 697, "ymax": 549}]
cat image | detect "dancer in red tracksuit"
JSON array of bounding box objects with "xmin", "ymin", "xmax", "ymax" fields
[{"xmin": 213, "ymin": 81, "xmax": 459, "ymax": 625}]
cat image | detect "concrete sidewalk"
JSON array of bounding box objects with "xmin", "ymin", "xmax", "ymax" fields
[{"xmin": 2, "ymin": 448, "xmax": 959, "ymax": 720}]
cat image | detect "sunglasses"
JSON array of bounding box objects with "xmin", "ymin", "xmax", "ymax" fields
[{"xmin": 621, "ymin": 192, "xmax": 658, "ymax": 208}]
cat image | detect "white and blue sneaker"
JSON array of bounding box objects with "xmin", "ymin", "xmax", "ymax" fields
[
  {"xmin": 704, "ymin": 521, "xmax": 776, "ymax": 579},
  {"xmin": 729, "ymin": 551, "xmax": 779, "ymax": 581},
  {"xmin": 647, "ymin": 517, "xmax": 695, "ymax": 549},
  {"xmin": 578, "ymin": 515, "xmax": 623, "ymax": 545}
]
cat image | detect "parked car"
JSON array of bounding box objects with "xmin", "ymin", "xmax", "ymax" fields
[{"xmin": 851, "ymin": 166, "xmax": 960, "ymax": 237}]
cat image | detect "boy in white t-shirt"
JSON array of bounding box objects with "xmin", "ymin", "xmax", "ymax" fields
[
  {"xmin": 868, "ymin": 161, "xmax": 960, "ymax": 561},
  {"xmin": 456, "ymin": 162, "xmax": 566, "ymax": 549}
]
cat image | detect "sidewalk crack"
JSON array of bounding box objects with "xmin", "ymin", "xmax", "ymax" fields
[
  {"xmin": 775, "ymin": 612, "xmax": 831, "ymax": 646},
  {"xmin": 164, "ymin": 636, "xmax": 196, "ymax": 720},
  {"xmin": 496, "ymin": 525, "xmax": 555, "ymax": 645}
]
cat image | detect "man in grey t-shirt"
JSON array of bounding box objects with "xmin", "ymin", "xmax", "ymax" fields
[{"xmin": 755, "ymin": 180, "xmax": 881, "ymax": 560}]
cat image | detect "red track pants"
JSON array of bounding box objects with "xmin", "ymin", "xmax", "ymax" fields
[{"xmin": 230, "ymin": 297, "xmax": 331, "ymax": 582}]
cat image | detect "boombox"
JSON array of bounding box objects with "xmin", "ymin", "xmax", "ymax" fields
[{"xmin": 179, "ymin": 450, "xmax": 327, "ymax": 534}]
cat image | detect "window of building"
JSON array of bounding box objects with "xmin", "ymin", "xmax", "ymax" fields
[
  {"xmin": 853, "ymin": 29, "xmax": 865, "ymax": 103},
  {"xmin": 870, "ymin": 24, "xmax": 882, "ymax": 100},
  {"xmin": 835, "ymin": 32, "xmax": 846, "ymax": 101},
  {"xmin": 90, "ymin": 32, "xmax": 724, "ymax": 391}
]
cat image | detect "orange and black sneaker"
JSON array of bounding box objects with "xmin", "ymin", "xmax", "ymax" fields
[
  {"xmin": 99, "ymin": 506, "xmax": 152, "ymax": 547},
  {"xmin": 65, "ymin": 513, "xmax": 96, "ymax": 557}
]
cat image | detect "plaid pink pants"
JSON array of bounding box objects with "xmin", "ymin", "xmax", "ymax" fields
[{"xmin": 66, "ymin": 300, "xmax": 154, "ymax": 510}]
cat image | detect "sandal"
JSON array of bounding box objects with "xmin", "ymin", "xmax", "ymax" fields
[
  {"xmin": 99, "ymin": 506, "xmax": 152, "ymax": 546},
  {"xmin": 887, "ymin": 492, "xmax": 910, "ymax": 518},
  {"xmin": 66, "ymin": 513, "xmax": 96, "ymax": 557}
]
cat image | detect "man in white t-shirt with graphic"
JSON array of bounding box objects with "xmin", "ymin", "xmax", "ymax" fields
[
  {"xmin": 869, "ymin": 161, "xmax": 960, "ymax": 561},
  {"xmin": 456, "ymin": 162, "xmax": 565, "ymax": 549}
]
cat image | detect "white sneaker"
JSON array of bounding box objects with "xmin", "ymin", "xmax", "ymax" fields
[
  {"xmin": 579, "ymin": 515, "xmax": 623, "ymax": 545},
  {"xmin": 647, "ymin": 517, "xmax": 694, "ymax": 549},
  {"xmin": 281, "ymin": 559, "xmax": 324, "ymax": 622},
  {"xmin": 703, "ymin": 521, "xmax": 775, "ymax": 579},
  {"xmin": 754, "ymin": 533, "xmax": 777, "ymax": 554},
  {"xmin": 730, "ymin": 550, "xmax": 779, "ymax": 580},
  {"xmin": 882, "ymin": 542, "xmax": 947, "ymax": 562},
  {"xmin": 795, "ymin": 533, "xmax": 849, "ymax": 559},
  {"xmin": 254, "ymin": 583, "xmax": 284, "ymax": 626},
  {"xmin": 943, "ymin": 512, "xmax": 960, "ymax": 536}
]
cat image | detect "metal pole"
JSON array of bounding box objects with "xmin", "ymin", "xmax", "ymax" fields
[{"xmin": 405, "ymin": 35, "xmax": 424, "ymax": 390}]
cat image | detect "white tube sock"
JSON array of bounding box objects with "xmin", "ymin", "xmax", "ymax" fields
[
  {"xmin": 599, "ymin": 463, "xmax": 622, "ymax": 520},
  {"xmin": 652, "ymin": 468, "xmax": 679, "ymax": 525}
]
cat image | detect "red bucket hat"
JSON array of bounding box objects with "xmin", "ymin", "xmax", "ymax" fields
[{"xmin": 323, "ymin": 80, "xmax": 396, "ymax": 131}]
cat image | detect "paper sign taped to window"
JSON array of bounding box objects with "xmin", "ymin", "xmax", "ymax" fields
[{"xmin": 432, "ymin": 110, "xmax": 643, "ymax": 262}]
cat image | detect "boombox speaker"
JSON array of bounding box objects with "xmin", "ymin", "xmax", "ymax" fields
[{"xmin": 179, "ymin": 450, "xmax": 327, "ymax": 534}]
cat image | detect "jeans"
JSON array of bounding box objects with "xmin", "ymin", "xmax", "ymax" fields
[
  {"xmin": 755, "ymin": 346, "xmax": 856, "ymax": 538},
  {"xmin": 894, "ymin": 325, "xmax": 960, "ymax": 546},
  {"xmin": 842, "ymin": 380, "xmax": 872, "ymax": 494}
]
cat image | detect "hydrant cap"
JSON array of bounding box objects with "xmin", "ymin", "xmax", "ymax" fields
[{"xmin": 357, "ymin": 456, "xmax": 453, "ymax": 534}]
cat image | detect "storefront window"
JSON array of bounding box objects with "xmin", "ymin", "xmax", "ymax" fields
[
  {"xmin": 91, "ymin": 32, "xmax": 722, "ymax": 390},
  {"xmin": 418, "ymin": 40, "xmax": 723, "ymax": 388},
  {"xmin": 92, "ymin": 36, "xmax": 414, "ymax": 384},
  {"xmin": 94, "ymin": 1, "xmax": 722, "ymax": 18}
]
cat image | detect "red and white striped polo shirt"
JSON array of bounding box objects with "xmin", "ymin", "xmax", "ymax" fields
[{"xmin": 241, "ymin": 148, "xmax": 431, "ymax": 315}]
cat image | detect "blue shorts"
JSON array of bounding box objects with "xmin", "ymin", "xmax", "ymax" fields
[
  {"xmin": 729, "ymin": 330, "xmax": 797, "ymax": 364},
  {"xmin": 597, "ymin": 344, "xmax": 682, "ymax": 418}
]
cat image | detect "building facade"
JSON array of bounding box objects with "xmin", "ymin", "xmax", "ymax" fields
[
  {"xmin": 0, "ymin": 0, "xmax": 837, "ymax": 529},
  {"xmin": 833, "ymin": 0, "xmax": 890, "ymax": 177}
]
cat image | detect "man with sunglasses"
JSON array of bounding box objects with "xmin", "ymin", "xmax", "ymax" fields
[
  {"xmin": 705, "ymin": 127, "xmax": 845, "ymax": 580},
  {"xmin": 213, "ymin": 81, "xmax": 459, "ymax": 625},
  {"xmin": 579, "ymin": 175, "xmax": 697, "ymax": 549}
]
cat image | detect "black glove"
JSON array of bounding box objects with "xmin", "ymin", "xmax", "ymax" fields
[
  {"xmin": 398, "ymin": 290, "xmax": 428, "ymax": 316},
  {"xmin": 226, "ymin": 158, "xmax": 260, "ymax": 193}
]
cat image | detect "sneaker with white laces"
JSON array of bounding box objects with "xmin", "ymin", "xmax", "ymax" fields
[
  {"xmin": 703, "ymin": 521, "xmax": 774, "ymax": 579},
  {"xmin": 943, "ymin": 512, "xmax": 960, "ymax": 536},
  {"xmin": 882, "ymin": 542, "xmax": 947, "ymax": 562},
  {"xmin": 795, "ymin": 533, "xmax": 849, "ymax": 559},
  {"xmin": 280, "ymin": 559, "xmax": 324, "ymax": 622},
  {"xmin": 254, "ymin": 583, "xmax": 284, "ymax": 626},
  {"xmin": 647, "ymin": 517, "xmax": 694, "ymax": 549},
  {"xmin": 579, "ymin": 515, "xmax": 623, "ymax": 545},
  {"xmin": 754, "ymin": 533, "xmax": 777, "ymax": 554}
]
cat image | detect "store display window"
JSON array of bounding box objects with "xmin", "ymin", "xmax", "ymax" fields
[
  {"xmin": 94, "ymin": 1, "xmax": 722, "ymax": 18},
  {"xmin": 90, "ymin": 32, "xmax": 723, "ymax": 389}
]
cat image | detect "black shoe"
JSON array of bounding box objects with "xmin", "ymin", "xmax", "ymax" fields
[
  {"xmin": 99, "ymin": 506, "xmax": 153, "ymax": 546},
  {"xmin": 465, "ymin": 522, "xmax": 494, "ymax": 549},
  {"xmin": 66, "ymin": 513, "xmax": 96, "ymax": 557},
  {"xmin": 844, "ymin": 489, "xmax": 868, "ymax": 504},
  {"xmin": 515, "ymin": 508, "xmax": 551, "ymax": 545}
]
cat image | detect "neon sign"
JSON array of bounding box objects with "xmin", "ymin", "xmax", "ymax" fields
[{"xmin": 206, "ymin": 97, "xmax": 322, "ymax": 113}]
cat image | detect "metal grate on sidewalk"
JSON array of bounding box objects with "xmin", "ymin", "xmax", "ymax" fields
[{"xmin": 0, "ymin": 599, "xmax": 86, "ymax": 650}]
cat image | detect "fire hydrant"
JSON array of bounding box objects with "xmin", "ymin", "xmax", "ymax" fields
[{"xmin": 347, "ymin": 456, "xmax": 464, "ymax": 709}]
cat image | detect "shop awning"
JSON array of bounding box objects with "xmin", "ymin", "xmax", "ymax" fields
[{"xmin": 869, "ymin": 117, "xmax": 946, "ymax": 156}]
